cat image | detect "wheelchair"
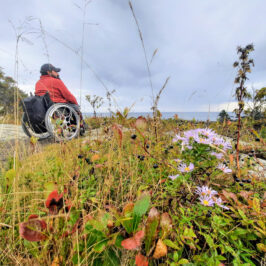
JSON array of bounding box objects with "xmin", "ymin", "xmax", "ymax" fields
[{"xmin": 22, "ymin": 103, "xmax": 82, "ymax": 142}]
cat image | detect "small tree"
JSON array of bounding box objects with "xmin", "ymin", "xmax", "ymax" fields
[
  {"xmin": 233, "ymin": 44, "xmax": 254, "ymax": 175},
  {"xmin": 217, "ymin": 110, "xmax": 231, "ymax": 123},
  {"xmin": 0, "ymin": 68, "xmax": 28, "ymax": 115},
  {"xmin": 85, "ymin": 94, "xmax": 104, "ymax": 118},
  {"xmin": 245, "ymin": 87, "xmax": 266, "ymax": 120},
  {"xmin": 106, "ymin": 89, "xmax": 116, "ymax": 116}
]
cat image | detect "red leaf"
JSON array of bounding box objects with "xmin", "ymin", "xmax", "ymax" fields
[
  {"xmin": 19, "ymin": 216, "xmax": 47, "ymax": 242},
  {"xmin": 135, "ymin": 253, "xmax": 148, "ymax": 266},
  {"xmin": 160, "ymin": 213, "xmax": 172, "ymax": 237},
  {"xmin": 45, "ymin": 190, "xmax": 64, "ymax": 215},
  {"xmin": 222, "ymin": 190, "xmax": 238, "ymax": 202},
  {"xmin": 95, "ymin": 164, "xmax": 104, "ymax": 168},
  {"xmin": 62, "ymin": 218, "xmax": 81, "ymax": 238},
  {"xmin": 135, "ymin": 116, "xmax": 147, "ymax": 130},
  {"xmin": 121, "ymin": 230, "xmax": 145, "ymax": 250},
  {"xmin": 28, "ymin": 214, "xmax": 39, "ymax": 220},
  {"xmin": 239, "ymin": 191, "xmax": 254, "ymax": 200}
]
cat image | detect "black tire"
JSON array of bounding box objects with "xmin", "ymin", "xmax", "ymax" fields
[
  {"xmin": 21, "ymin": 113, "xmax": 51, "ymax": 140},
  {"xmin": 45, "ymin": 103, "xmax": 80, "ymax": 142}
]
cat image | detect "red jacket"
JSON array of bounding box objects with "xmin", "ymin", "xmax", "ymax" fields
[{"xmin": 35, "ymin": 75, "xmax": 78, "ymax": 105}]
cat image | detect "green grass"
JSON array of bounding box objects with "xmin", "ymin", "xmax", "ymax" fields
[{"xmin": 0, "ymin": 117, "xmax": 265, "ymax": 265}]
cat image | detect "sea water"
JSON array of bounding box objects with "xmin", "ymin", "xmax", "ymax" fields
[{"xmin": 84, "ymin": 112, "xmax": 235, "ymax": 122}]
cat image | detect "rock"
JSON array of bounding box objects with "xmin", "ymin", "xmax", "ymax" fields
[{"xmin": 0, "ymin": 124, "xmax": 28, "ymax": 141}]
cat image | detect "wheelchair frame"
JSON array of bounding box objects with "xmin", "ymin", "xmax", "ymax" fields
[{"xmin": 22, "ymin": 103, "xmax": 81, "ymax": 142}]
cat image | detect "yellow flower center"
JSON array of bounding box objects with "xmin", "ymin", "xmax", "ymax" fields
[
  {"xmin": 203, "ymin": 200, "xmax": 209, "ymax": 205},
  {"xmin": 185, "ymin": 167, "xmax": 190, "ymax": 171}
]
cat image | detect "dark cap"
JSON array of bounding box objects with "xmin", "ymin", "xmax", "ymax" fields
[{"xmin": 40, "ymin": 63, "xmax": 61, "ymax": 74}]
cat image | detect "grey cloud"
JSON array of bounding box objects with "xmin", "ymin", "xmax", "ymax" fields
[{"xmin": 0, "ymin": 0, "xmax": 266, "ymax": 113}]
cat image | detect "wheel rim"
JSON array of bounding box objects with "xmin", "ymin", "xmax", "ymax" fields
[{"xmin": 46, "ymin": 105, "xmax": 80, "ymax": 141}]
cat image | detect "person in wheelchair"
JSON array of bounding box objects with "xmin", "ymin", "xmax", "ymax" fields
[{"xmin": 35, "ymin": 63, "xmax": 87, "ymax": 133}]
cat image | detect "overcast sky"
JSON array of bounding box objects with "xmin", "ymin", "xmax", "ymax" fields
[{"xmin": 0, "ymin": 0, "xmax": 265, "ymax": 112}]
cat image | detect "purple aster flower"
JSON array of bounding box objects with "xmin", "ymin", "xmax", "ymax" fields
[
  {"xmin": 195, "ymin": 186, "xmax": 218, "ymax": 197},
  {"xmin": 211, "ymin": 136, "xmax": 223, "ymax": 145},
  {"xmin": 213, "ymin": 197, "xmax": 230, "ymax": 210},
  {"xmin": 217, "ymin": 163, "xmax": 232, "ymax": 173},
  {"xmin": 173, "ymin": 159, "xmax": 182, "ymax": 164},
  {"xmin": 199, "ymin": 128, "xmax": 216, "ymax": 138},
  {"xmin": 210, "ymin": 152, "xmax": 224, "ymax": 159},
  {"xmin": 219, "ymin": 140, "xmax": 232, "ymax": 151},
  {"xmin": 199, "ymin": 196, "xmax": 215, "ymax": 207},
  {"xmin": 168, "ymin": 174, "xmax": 179, "ymax": 180},
  {"xmin": 172, "ymin": 135, "xmax": 185, "ymax": 143},
  {"xmin": 194, "ymin": 136, "xmax": 211, "ymax": 145},
  {"xmin": 221, "ymin": 141, "xmax": 232, "ymax": 151},
  {"xmin": 213, "ymin": 138, "xmax": 232, "ymax": 151},
  {"xmin": 184, "ymin": 130, "xmax": 198, "ymax": 140},
  {"xmin": 178, "ymin": 162, "xmax": 194, "ymax": 173}
]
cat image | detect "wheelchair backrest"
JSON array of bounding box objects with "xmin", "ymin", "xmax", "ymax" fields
[{"xmin": 22, "ymin": 92, "xmax": 53, "ymax": 125}]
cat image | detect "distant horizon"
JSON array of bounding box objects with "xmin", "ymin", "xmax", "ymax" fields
[
  {"xmin": 84, "ymin": 111, "xmax": 236, "ymax": 121},
  {"xmin": 84, "ymin": 111, "xmax": 234, "ymax": 113}
]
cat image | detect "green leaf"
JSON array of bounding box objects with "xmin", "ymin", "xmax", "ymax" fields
[
  {"xmin": 103, "ymin": 248, "xmax": 121, "ymax": 266},
  {"xmin": 177, "ymin": 258, "xmax": 189, "ymax": 265},
  {"xmin": 253, "ymin": 197, "xmax": 260, "ymax": 213},
  {"xmin": 120, "ymin": 203, "xmax": 134, "ymax": 234},
  {"xmin": 164, "ymin": 239, "xmax": 179, "ymax": 250},
  {"xmin": 5, "ymin": 169, "xmax": 16, "ymax": 185},
  {"xmin": 225, "ymin": 245, "xmax": 237, "ymax": 256},
  {"xmin": 173, "ymin": 251, "xmax": 179, "ymax": 262},
  {"xmin": 115, "ymin": 235, "xmax": 124, "ymax": 248},
  {"xmin": 202, "ymin": 233, "xmax": 215, "ymax": 249},
  {"xmin": 132, "ymin": 193, "xmax": 150, "ymax": 231},
  {"xmin": 94, "ymin": 239, "xmax": 108, "ymax": 253},
  {"xmin": 133, "ymin": 194, "xmax": 150, "ymax": 217},
  {"xmin": 72, "ymin": 253, "xmax": 79, "ymax": 265},
  {"xmin": 216, "ymin": 255, "xmax": 226, "ymax": 261},
  {"xmin": 183, "ymin": 227, "xmax": 196, "ymax": 240},
  {"xmin": 69, "ymin": 210, "xmax": 80, "ymax": 226}
]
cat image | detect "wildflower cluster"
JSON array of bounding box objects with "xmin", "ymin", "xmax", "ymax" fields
[
  {"xmin": 196, "ymin": 186, "xmax": 229, "ymax": 210},
  {"xmin": 173, "ymin": 128, "xmax": 232, "ymax": 151}
]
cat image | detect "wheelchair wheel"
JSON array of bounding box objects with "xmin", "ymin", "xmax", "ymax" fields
[
  {"xmin": 21, "ymin": 113, "xmax": 51, "ymax": 140},
  {"xmin": 45, "ymin": 103, "xmax": 80, "ymax": 142}
]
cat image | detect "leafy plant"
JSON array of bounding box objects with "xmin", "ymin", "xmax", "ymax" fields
[
  {"xmin": 85, "ymin": 94, "xmax": 104, "ymax": 118},
  {"xmin": 233, "ymin": 44, "xmax": 254, "ymax": 175}
]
